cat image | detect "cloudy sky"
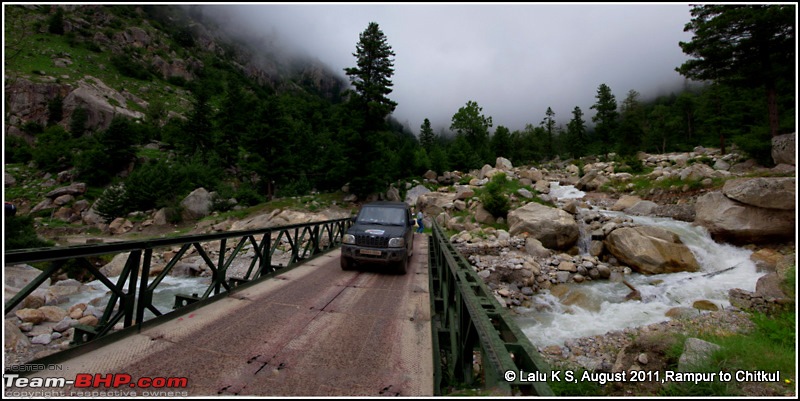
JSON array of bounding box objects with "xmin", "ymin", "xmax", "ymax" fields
[{"xmin": 198, "ymin": 2, "xmax": 697, "ymax": 134}]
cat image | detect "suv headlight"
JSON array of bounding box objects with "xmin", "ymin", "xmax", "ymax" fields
[
  {"xmin": 388, "ymin": 237, "xmax": 405, "ymax": 248},
  {"xmin": 343, "ymin": 234, "xmax": 355, "ymax": 244}
]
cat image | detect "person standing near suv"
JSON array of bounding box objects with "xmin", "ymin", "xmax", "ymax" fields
[{"xmin": 416, "ymin": 209, "xmax": 424, "ymax": 233}]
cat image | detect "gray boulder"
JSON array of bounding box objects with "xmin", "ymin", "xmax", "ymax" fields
[
  {"xmin": 771, "ymin": 132, "xmax": 795, "ymax": 165},
  {"xmin": 678, "ymin": 338, "xmax": 721, "ymax": 371},
  {"xmin": 404, "ymin": 184, "xmax": 432, "ymax": 206},
  {"xmin": 604, "ymin": 226, "xmax": 700, "ymax": 275},
  {"xmin": 416, "ymin": 192, "xmax": 457, "ymax": 217},
  {"xmin": 507, "ymin": 202, "xmax": 579, "ymax": 250},
  {"xmin": 180, "ymin": 187, "xmax": 213, "ymax": 221},
  {"xmin": 695, "ymin": 191, "xmax": 795, "ymax": 244},
  {"xmin": 722, "ymin": 177, "xmax": 795, "ymax": 210}
]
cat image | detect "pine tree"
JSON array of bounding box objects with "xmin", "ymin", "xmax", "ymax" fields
[
  {"xmin": 590, "ymin": 83, "xmax": 618, "ymax": 156},
  {"xmin": 618, "ymin": 89, "xmax": 644, "ymax": 155},
  {"xmin": 344, "ymin": 22, "xmax": 397, "ymax": 131},
  {"xmin": 419, "ymin": 118, "xmax": 435, "ymax": 153},
  {"xmin": 677, "ymin": 4, "xmax": 794, "ymax": 137},
  {"xmin": 540, "ymin": 107, "xmax": 556, "ymax": 156},
  {"xmin": 566, "ymin": 106, "xmax": 587, "ymax": 158}
]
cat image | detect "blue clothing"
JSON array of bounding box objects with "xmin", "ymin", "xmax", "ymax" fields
[{"xmin": 416, "ymin": 211, "xmax": 424, "ymax": 233}]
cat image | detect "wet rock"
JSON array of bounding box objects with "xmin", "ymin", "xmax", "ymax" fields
[{"xmin": 692, "ymin": 300, "xmax": 719, "ymax": 311}]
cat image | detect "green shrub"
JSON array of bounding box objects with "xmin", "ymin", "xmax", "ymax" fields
[
  {"xmin": 94, "ymin": 184, "xmax": 128, "ymax": 223},
  {"xmin": 110, "ymin": 54, "xmax": 151, "ymax": 80},
  {"xmin": 5, "ymin": 136, "xmax": 33, "ymax": 163},
  {"xmin": 733, "ymin": 127, "xmax": 774, "ymax": 167},
  {"xmin": 615, "ymin": 154, "xmax": 645, "ymax": 173},
  {"xmin": 47, "ymin": 7, "xmax": 64, "ymax": 35},
  {"xmin": 33, "ymin": 125, "xmax": 75, "ymax": 172},
  {"xmin": 480, "ymin": 173, "xmax": 510, "ymax": 218},
  {"xmin": 4, "ymin": 215, "xmax": 53, "ymax": 250},
  {"xmin": 234, "ymin": 185, "xmax": 265, "ymax": 207}
]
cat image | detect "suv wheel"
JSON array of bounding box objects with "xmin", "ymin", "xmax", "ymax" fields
[
  {"xmin": 341, "ymin": 256, "xmax": 354, "ymax": 271},
  {"xmin": 394, "ymin": 254, "xmax": 408, "ymax": 275}
]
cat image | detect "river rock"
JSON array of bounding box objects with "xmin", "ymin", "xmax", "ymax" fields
[
  {"xmin": 98, "ymin": 252, "xmax": 131, "ymax": 277},
  {"xmin": 666, "ymin": 307, "xmax": 698, "ymax": 319},
  {"xmin": 5, "ymin": 320, "xmax": 31, "ymax": 353},
  {"xmin": 38, "ymin": 305, "xmax": 68, "ymax": 322},
  {"xmin": 694, "ymin": 191, "xmax": 795, "ymax": 244},
  {"xmin": 692, "ymin": 300, "xmax": 719, "ymax": 311},
  {"xmin": 30, "ymin": 334, "xmax": 52, "ymax": 345},
  {"xmin": 722, "ymin": 177, "xmax": 796, "ymax": 210},
  {"xmin": 15, "ymin": 309, "xmax": 46, "ymax": 324},
  {"xmin": 604, "ymin": 226, "xmax": 700, "ymax": 275},
  {"xmin": 611, "ymin": 195, "xmax": 642, "ymax": 211},
  {"xmin": 508, "ymin": 202, "xmax": 579, "ymax": 250}
]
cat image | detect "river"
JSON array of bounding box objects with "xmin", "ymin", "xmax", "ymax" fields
[{"xmin": 514, "ymin": 183, "xmax": 764, "ymax": 347}]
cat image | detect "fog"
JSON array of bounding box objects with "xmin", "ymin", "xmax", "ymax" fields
[{"xmin": 196, "ymin": 3, "xmax": 696, "ymax": 134}]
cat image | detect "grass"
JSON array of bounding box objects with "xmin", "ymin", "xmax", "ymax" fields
[
  {"xmin": 657, "ymin": 309, "xmax": 796, "ymax": 396},
  {"xmin": 548, "ymin": 368, "xmax": 607, "ymax": 396},
  {"xmin": 6, "ymin": 25, "xmax": 192, "ymax": 117},
  {"xmin": 4, "ymin": 163, "xmax": 59, "ymax": 204}
]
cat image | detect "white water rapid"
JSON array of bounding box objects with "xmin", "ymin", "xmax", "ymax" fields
[
  {"xmin": 516, "ymin": 187, "xmax": 764, "ymax": 348},
  {"xmin": 70, "ymin": 275, "xmax": 211, "ymax": 320}
]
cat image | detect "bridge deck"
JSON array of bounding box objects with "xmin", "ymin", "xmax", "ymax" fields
[{"xmin": 14, "ymin": 234, "xmax": 432, "ymax": 397}]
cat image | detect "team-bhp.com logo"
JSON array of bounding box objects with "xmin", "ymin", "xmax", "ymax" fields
[{"xmin": 5, "ymin": 373, "xmax": 189, "ymax": 397}]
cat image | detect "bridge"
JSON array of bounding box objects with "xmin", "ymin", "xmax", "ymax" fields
[{"xmin": 4, "ymin": 218, "xmax": 553, "ymax": 396}]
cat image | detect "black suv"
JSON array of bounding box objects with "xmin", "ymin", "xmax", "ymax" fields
[{"xmin": 340, "ymin": 201, "xmax": 415, "ymax": 274}]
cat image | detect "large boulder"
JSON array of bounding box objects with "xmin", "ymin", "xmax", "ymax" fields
[
  {"xmin": 495, "ymin": 157, "xmax": 513, "ymax": 170},
  {"xmin": 45, "ymin": 183, "xmax": 87, "ymax": 199},
  {"xmin": 576, "ymin": 170, "xmax": 609, "ymax": 191},
  {"xmin": 604, "ymin": 226, "xmax": 700, "ymax": 275},
  {"xmin": 99, "ymin": 252, "xmax": 132, "ymax": 277},
  {"xmin": 404, "ymin": 184, "xmax": 431, "ymax": 206},
  {"xmin": 694, "ymin": 191, "xmax": 795, "ymax": 244},
  {"xmin": 771, "ymin": 133, "xmax": 795, "ymax": 165},
  {"xmin": 722, "ymin": 177, "xmax": 795, "ymax": 210},
  {"xmin": 416, "ymin": 192, "xmax": 457, "ymax": 218},
  {"xmin": 611, "ymin": 195, "xmax": 643, "ymax": 212},
  {"xmin": 507, "ymin": 202, "xmax": 579, "ymax": 250},
  {"xmin": 679, "ymin": 163, "xmax": 721, "ymax": 181},
  {"xmin": 180, "ymin": 187, "xmax": 213, "ymax": 221}
]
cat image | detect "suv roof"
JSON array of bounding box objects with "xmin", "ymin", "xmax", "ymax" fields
[{"xmin": 361, "ymin": 201, "xmax": 409, "ymax": 208}]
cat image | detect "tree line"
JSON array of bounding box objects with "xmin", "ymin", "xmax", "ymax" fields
[{"xmin": 5, "ymin": 4, "xmax": 794, "ymax": 223}]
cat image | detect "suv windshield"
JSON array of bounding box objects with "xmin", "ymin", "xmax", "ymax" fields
[{"xmin": 356, "ymin": 206, "xmax": 407, "ymax": 226}]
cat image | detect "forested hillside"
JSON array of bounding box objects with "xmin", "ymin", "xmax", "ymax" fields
[{"xmin": 4, "ymin": 4, "xmax": 795, "ymax": 224}]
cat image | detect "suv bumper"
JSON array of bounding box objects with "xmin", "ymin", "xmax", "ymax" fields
[{"xmin": 341, "ymin": 244, "xmax": 407, "ymax": 264}]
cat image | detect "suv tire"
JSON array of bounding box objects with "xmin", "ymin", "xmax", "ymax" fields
[
  {"xmin": 341, "ymin": 256, "xmax": 354, "ymax": 271},
  {"xmin": 394, "ymin": 254, "xmax": 408, "ymax": 275}
]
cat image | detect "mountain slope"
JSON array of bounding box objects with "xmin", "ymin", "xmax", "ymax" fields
[{"xmin": 4, "ymin": 4, "xmax": 347, "ymax": 139}]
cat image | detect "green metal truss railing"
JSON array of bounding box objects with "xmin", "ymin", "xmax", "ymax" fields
[
  {"xmin": 428, "ymin": 220, "xmax": 554, "ymax": 396},
  {"xmin": 4, "ymin": 217, "xmax": 352, "ymax": 354}
]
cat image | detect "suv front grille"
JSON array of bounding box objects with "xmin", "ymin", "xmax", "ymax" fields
[{"xmin": 355, "ymin": 234, "xmax": 389, "ymax": 248}]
